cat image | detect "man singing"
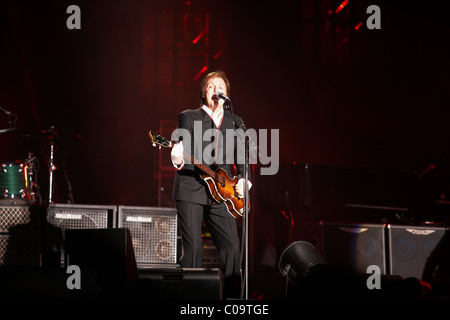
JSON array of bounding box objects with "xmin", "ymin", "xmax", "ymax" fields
[{"xmin": 170, "ymin": 70, "xmax": 251, "ymax": 298}]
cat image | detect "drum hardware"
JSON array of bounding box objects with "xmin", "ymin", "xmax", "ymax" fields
[
  {"xmin": 0, "ymin": 105, "xmax": 17, "ymax": 134},
  {"xmin": 34, "ymin": 125, "xmax": 59, "ymax": 205},
  {"xmin": 24, "ymin": 152, "xmax": 42, "ymax": 206},
  {"xmin": 2, "ymin": 125, "xmax": 81, "ymax": 205},
  {"xmin": 48, "ymin": 128, "xmax": 56, "ymax": 204},
  {"xmin": 42, "ymin": 126, "xmax": 80, "ymax": 205},
  {"xmin": 42, "ymin": 125, "xmax": 78, "ymax": 204},
  {"xmin": 17, "ymin": 128, "xmax": 82, "ymax": 141}
]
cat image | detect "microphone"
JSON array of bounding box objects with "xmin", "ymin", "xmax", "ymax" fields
[
  {"xmin": 214, "ymin": 91, "xmax": 230, "ymax": 101},
  {"xmin": 213, "ymin": 90, "xmax": 233, "ymax": 111}
]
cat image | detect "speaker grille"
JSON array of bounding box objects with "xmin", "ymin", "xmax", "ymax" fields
[
  {"xmin": 47, "ymin": 204, "xmax": 116, "ymax": 232},
  {"xmin": 388, "ymin": 225, "xmax": 446, "ymax": 279},
  {"xmin": 0, "ymin": 234, "xmax": 41, "ymax": 266},
  {"xmin": 118, "ymin": 206, "xmax": 177, "ymax": 268},
  {"xmin": 46, "ymin": 204, "xmax": 117, "ymax": 266},
  {"xmin": 0, "ymin": 206, "xmax": 39, "ymax": 233},
  {"xmin": 321, "ymin": 222, "xmax": 386, "ymax": 274}
]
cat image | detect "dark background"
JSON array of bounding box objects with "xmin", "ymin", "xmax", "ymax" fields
[{"xmin": 1, "ymin": 0, "xmax": 449, "ymax": 209}]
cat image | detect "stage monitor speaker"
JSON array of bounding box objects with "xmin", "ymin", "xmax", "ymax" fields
[
  {"xmin": 118, "ymin": 206, "xmax": 178, "ymax": 268},
  {"xmin": 65, "ymin": 228, "xmax": 138, "ymax": 298},
  {"xmin": 321, "ymin": 222, "xmax": 386, "ymax": 274},
  {"xmin": 135, "ymin": 268, "xmax": 223, "ymax": 300},
  {"xmin": 388, "ymin": 224, "xmax": 446, "ymax": 280}
]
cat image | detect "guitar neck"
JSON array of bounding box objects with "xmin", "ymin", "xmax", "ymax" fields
[
  {"xmin": 149, "ymin": 131, "xmax": 218, "ymax": 179},
  {"xmin": 183, "ymin": 152, "xmax": 217, "ymax": 178}
]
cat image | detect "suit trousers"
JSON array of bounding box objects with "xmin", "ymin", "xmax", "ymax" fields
[{"xmin": 175, "ymin": 200, "xmax": 241, "ymax": 279}]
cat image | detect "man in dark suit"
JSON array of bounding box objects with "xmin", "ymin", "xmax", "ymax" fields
[{"xmin": 171, "ymin": 71, "xmax": 251, "ymax": 298}]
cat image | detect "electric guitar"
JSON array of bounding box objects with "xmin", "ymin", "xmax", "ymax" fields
[{"xmin": 148, "ymin": 130, "xmax": 247, "ymax": 219}]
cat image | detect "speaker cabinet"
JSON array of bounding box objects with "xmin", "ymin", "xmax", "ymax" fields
[
  {"xmin": 388, "ymin": 224, "xmax": 446, "ymax": 279},
  {"xmin": 46, "ymin": 203, "xmax": 117, "ymax": 266},
  {"xmin": 321, "ymin": 222, "xmax": 386, "ymax": 274},
  {"xmin": 136, "ymin": 268, "xmax": 223, "ymax": 300},
  {"xmin": 47, "ymin": 203, "xmax": 116, "ymax": 232},
  {"xmin": 0, "ymin": 205, "xmax": 41, "ymax": 233},
  {"xmin": 0, "ymin": 234, "xmax": 41, "ymax": 266},
  {"xmin": 118, "ymin": 206, "xmax": 178, "ymax": 268},
  {"xmin": 0, "ymin": 205, "xmax": 43, "ymax": 266},
  {"xmin": 64, "ymin": 228, "xmax": 138, "ymax": 298}
]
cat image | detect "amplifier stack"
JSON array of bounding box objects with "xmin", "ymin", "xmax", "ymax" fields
[
  {"xmin": 0, "ymin": 203, "xmax": 179, "ymax": 269},
  {"xmin": 0, "ymin": 204, "xmax": 229, "ymax": 299},
  {"xmin": 320, "ymin": 221, "xmax": 448, "ymax": 281}
]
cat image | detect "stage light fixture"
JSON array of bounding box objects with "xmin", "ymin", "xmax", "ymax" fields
[{"xmin": 278, "ymin": 241, "xmax": 331, "ymax": 287}]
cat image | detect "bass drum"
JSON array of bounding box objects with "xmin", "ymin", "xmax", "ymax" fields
[{"xmin": 0, "ymin": 162, "xmax": 35, "ymax": 205}]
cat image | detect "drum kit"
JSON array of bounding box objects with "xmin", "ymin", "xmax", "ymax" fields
[{"xmin": 0, "ymin": 125, "xmax": 81, "ymax": 206}]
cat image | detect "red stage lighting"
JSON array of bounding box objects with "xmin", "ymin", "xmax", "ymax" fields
[
  {"xmin": 335, "ymin": 0, "xmax": 349, "ymax": 14},
  {"xmin": 354, "ymin": 21, "xmax": 363, "ymax": 31},
  {"xmin": 192, "ymin": 30, "xmax": 206, "ymax": 44},
  {"xmin": 193, "ymin": 66, "xmax": 208, "ymax": 81}
]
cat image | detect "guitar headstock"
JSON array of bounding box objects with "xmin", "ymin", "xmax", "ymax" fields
[{"xmin": 148, "ymin": 130, "xmax": 172, "ymax": 148}]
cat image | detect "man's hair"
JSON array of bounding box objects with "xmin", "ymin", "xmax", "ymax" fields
[{"xmin": 200, "ymin": 70, "xmax": 231, "ymax": 105}]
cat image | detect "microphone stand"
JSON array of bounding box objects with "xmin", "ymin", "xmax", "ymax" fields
[
  {"xmin": 225, "ymin": 98, "xmax": 250, "ymax": 300},
  {"xmin": 242, "ymin": 131, "xmax": 250, "ymax": 300}
]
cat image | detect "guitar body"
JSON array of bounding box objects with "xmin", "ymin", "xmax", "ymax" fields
[{"xmin": 201, "ymin": 168, "xmax": 244, "ymax": 219}]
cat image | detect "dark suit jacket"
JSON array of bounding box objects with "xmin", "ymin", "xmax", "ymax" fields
[{"xmin": 172, "ymin": 107, "xmax": 246, "ymax": 205}]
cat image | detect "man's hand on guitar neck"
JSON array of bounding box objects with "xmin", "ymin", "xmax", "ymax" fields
[{"xmin": 171, "ymin": 141, "xmax": 184, "ymax": 168}]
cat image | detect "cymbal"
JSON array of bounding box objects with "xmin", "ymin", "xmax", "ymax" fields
[{"xmin": 15, "ymin": 129, "xmax": 82, "ymax": 140}]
